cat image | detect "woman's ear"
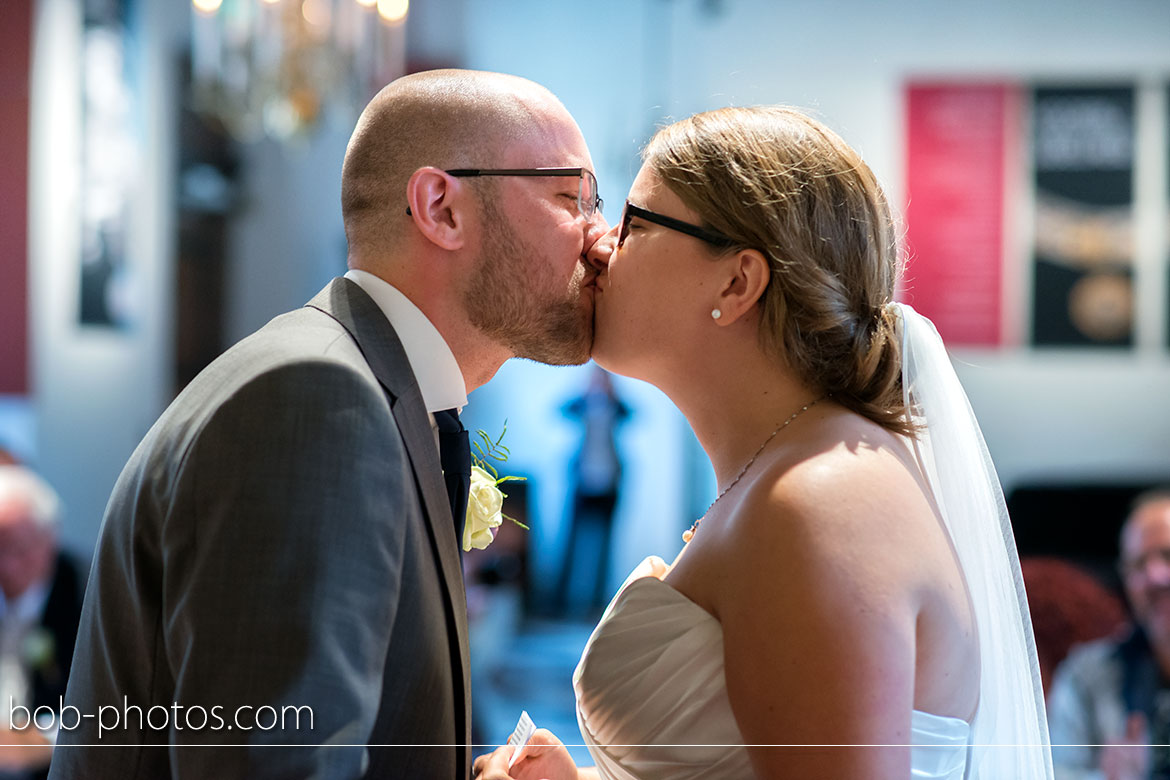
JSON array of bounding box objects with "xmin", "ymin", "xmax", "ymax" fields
[
  {"xmin": 712, "ymin": 248, "xmax": 771, "ymax": 326},
  {"xmin": 405, "ymin": 167, "xmax": 467, "ymax": 251}
]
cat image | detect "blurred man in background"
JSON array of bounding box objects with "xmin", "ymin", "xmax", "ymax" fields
[
  {"xmin": 0, "ymin": 465, "xmax": 83, "ymax": 780},
  {"xmin": 555, "ymin": 367, "xmax": 630, "ymax": 615},
  {"xmin": 1050, "ymin": 491, "xmax": 1170, "ymax": 780}
]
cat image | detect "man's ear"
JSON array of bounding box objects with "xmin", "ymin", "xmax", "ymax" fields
[
  {"xmin": 713, "ymin": 248, "xmax": 771, "ymax": 326},
  {"xmin": 405, "ymin": 167, "xmax": 467, "ymax": 251}
]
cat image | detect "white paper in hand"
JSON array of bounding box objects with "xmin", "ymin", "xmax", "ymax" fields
[{"xmin": 506, "ymin": 710, "xmax": 537, "ymax": 769}]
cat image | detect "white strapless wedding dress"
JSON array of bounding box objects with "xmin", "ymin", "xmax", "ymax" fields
[{"xmin": 574, "ymin": 556, "xmax": 972, "ymax": 780}]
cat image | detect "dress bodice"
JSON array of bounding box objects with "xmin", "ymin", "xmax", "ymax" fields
[{"xmin": 574, "ymin": 556, "xmax": 971, "ymax": 780}]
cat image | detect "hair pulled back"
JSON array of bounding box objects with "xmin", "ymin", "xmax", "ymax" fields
[{"xmin": 645, "ymin": 106, "xmax": 912, "ymax": 434}]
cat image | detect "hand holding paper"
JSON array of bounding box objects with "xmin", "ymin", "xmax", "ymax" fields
[
  {"xmin": 472, "ymin": 714, "xmax": 583, "ymax": 780},
  {"xmin": 506, "ymin": 710, "xmax": 536, "ymax": 769}
]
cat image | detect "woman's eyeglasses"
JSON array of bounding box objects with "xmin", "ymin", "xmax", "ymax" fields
[{"xmin": 618, "ymin": 201, "xmax": 736, "ymax": 249}]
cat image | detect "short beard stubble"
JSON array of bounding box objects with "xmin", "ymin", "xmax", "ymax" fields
[{"xmin": 463, "ymin": 198, "xmax": 593, "ymax": 366}]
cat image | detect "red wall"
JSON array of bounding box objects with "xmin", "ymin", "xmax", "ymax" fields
[{"xmin": 0, "ymin": 0, "xmax": 31, "ymax": 394}]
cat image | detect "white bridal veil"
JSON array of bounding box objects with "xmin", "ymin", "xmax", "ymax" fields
[{"xmin": 895, "ymin": 303, "xmax": 1054, "ymax": 779}]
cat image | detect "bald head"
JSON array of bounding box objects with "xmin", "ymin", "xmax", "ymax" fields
[
  {"xmin": 1119, "ymin": 491, "xmax": 1170, "ymax": 641},
  {"xmin": 0, "ymin": 466, "xmax": 60, "ymax": 599},
  {"xmin": 1121, "ymin": 491, "xmax": 1170, "ymax": 549},
  {"xmin": 341, "ymin": 69, "xmax": 573, "ymax": 265}
]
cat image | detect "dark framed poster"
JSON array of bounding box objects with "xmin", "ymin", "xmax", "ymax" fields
[
  {"xmin": 1031, "ymin": 86, "xmax": 1135, "ymax": 347},
  {"xmin": 79, "ymin": 0, "xmax": 140, "ymax": 328}
]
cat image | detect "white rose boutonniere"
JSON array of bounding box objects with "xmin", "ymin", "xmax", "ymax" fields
[
  {"xmin": 464, "ymin": 465, "xmax": 503, "ymax": 551},
  {"xmin": 463, "ymin": 422, "xmax": 528, "ymax": 552}
]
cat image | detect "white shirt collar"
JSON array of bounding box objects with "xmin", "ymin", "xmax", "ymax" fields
[{"xmin": 343, "ymin": 270, "xmax": 467, "ymax": 414}]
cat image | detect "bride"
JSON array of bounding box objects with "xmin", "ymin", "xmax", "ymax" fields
[{"xmin": 474, "ymin": 106, "xmax": 1053, "ymax": 779}]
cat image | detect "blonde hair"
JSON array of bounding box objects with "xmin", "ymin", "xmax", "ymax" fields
[{"xmin": 644, "ymin": 106, "xmax": 912, "ymax": 434}]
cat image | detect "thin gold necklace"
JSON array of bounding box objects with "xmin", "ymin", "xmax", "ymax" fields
[{"xmin": 683, "ymin": 395, "xmax": 827, "ymax": 543}]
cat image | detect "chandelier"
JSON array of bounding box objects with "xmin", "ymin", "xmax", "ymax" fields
[{"xmin": 190, "ymin": 0, "xmax": 408, "ymax": 142}]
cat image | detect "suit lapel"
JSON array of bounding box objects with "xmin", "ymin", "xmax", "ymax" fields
[{"xmin": 306, "ymin": 278, "xmax": 471, "ymax": 755}]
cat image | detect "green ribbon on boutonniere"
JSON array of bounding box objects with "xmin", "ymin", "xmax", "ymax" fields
[{"xmin": 462, "ymin": 421, "xmax": 528, "ymax": 552}]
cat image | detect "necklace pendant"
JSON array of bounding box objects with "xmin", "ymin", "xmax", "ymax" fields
[{"xmin": 682, "ymin": 527, "xmax": 695, "ymax": 543}]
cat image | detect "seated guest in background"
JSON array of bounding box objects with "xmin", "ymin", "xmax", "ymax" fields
[
  {"xmin": 1049, "ymin": 491, "xmax": 1170, "ymax": 780},
  {"xmin": 0, "ymin": 466, "xmax": 84, "ymax": 780}
]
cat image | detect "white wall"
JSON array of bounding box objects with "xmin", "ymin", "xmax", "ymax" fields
[
  {"xmin": 224, "ymin": 128, "xmax": 353, "ymax": 345},
  {"xmin": 28, "ymin": 0, "xmax": 182, "ymax": 556}
]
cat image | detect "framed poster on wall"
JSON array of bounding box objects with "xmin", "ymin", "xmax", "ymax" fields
[
  {"xmin": 0, "ymin": 0, "xmax": 32, "ymax": 392},
  {"xmin": 1031, "ymin": 86, "xmax": 1135, "ymax": 347},
  {"xmin": 79, "ymin": 0, "xmax": 140, "ymax": 328},
  {"xmin": 904, "ymin": 83, "xmax": 1015, "ymax": 346}
]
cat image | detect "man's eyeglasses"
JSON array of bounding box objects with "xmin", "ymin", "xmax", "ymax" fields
[
  {"xmin": 1121, "ymin": 547, "xmax": 1170, "ymax": 579},
  {"xmin": 406, "ymin": 167, "xmax": 603, "ymax": 220},
  {"xmin": 618, "ymin": 201, "xmax": 736, "ymax": 249}
]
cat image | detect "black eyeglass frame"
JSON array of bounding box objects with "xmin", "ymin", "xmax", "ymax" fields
[
  {"xmin": 405, "ymin": 167, "xmax": 602, "ymax": 219},
  {"xmin": 618, "ymin": 201, "xmax": 736, "ymax": 249}
]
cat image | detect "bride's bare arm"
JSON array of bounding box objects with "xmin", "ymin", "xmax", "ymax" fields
[{"xmin": 714, "ymin": 451, "xmax": 925, "ymax": 779}]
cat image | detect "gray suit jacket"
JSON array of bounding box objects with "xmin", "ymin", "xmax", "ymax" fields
[{"xmin": 49, "ymin": 279, "xmax": 471, "ymax": 779}]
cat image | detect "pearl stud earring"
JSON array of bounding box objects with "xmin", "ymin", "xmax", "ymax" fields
[{"xmin": 711, "ymin": 309, "xmax": 722, "ymax": 320}]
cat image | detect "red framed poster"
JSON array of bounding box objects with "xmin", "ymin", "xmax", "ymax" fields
[
  {"xmin": 0, "ymin": 0, "xmax": 31, "ymax": 393},
  {"xmin": 904, "ymin": 83, "xmax": 1015, "ymax": 346}
]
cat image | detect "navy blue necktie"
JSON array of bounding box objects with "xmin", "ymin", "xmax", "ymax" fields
[{"xmin": 434, "ymin": 408, "xmax": 471, "ymax": 541}]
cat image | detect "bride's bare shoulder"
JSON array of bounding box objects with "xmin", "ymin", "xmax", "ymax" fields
[
  {"xmin": 707, "ymin": 413, "xmax": 932, "ymax": 751},
  {"xmin": 721, "ymin": 412, "xmax": 937, "ymax": 584}
]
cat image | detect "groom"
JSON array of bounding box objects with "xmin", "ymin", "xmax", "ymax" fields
[{"xmin": 49, "ymin": 69, "xmax": 608, "ymax": 780}]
